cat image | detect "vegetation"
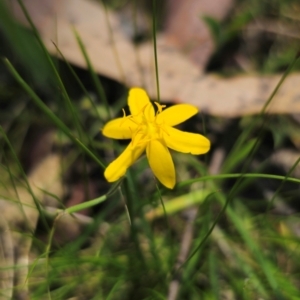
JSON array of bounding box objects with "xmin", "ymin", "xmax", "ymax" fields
[{"xmin": 0, "ymin": 0, "xmax": 300, "ymax": 299}]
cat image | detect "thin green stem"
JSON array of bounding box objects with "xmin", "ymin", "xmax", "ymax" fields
[
  {"xmin": 4, "ymin": 58, "xmax": 105, "ymax": 169},
  {"xmin": 0, "ymin": 126, "xmax": 48, "ymax": 230},
  {"xmin": 52, "ymin": 41, "xmax": 102, "ymax": 121},
  {"xmin": 152, "ymin": 0, "xmax": 160, "ymax": 102},
  {"xmin": 179, "ymin": 172, "xmax": 300, "ymax": 187},
  {"xmin": 224, "ymin": 55, "xmax": 300, "ymax": 171},
  {"xmin": 16, "ymin": 0, "xmax": 85, "ymax": 141},
  {"xmin": 102, "ymin": 1, "xmax": 127, "ymax": 85},
  {"xmin": 73, "ymin": 28, "xmax": 111, "ymax": 119}
]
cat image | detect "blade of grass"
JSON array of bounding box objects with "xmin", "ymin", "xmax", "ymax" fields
[
  {"xmin": 4, "ymin": 58, "xmax": 105, "ymax": 169},
  {"xmin": 122, "ymin": 171, "xmax": 147, "ymax": 267},
  {"xmin": 102, "ymin": 1, "xmax": 127, "ymax": 85},
  {"xmin": 0, "ymin": 126, "xmax": 48, "ymax": 230},
  {"xmin": 73, "ymin": 28, "xmax": 111, "ymax": 119},
  {"xmin": 145, "ymin": 189, "xmax": 212, "ymax": 221},
  {"xmin": 152, "ymin": 0, "xmax": 160, "ymax": 102},
  {"xmin": 52, "ymin": 41, "xmax": 102, "ymax": 122},
  {"xmin": 222, "ymin": 138, "xmax": 259, "ymax": 173},
  {"xmin": 132, "ymin": 0, "xmax": 147, "ymax": 88},
  {"xmin": 266, "ymin": 156, "xmax": 300, "ymax": 212},
  {"xmin": 177, "ymin": 171, "xmax": 300, "ymax": 292},
  {"xmin": 223, "ymin": 54, "xmax": 300, "ymax": 171},
  {"xmin": 209, "ymin": 251, "xmax": 220, "ymax": 299},
  {"xmin": 15, "ymin": 0, "xmax": 89, "ymax": 142},
  {"xmin": 0, "ymin": 1, "xmax": 53, "ymax": 86},
  {"xmin": 179, "ymin": 173, "xmax": 300, "ymax": 187},
  {"xmin": 220, "ymin": 192, "xmax": 298, "ymax": 297}
]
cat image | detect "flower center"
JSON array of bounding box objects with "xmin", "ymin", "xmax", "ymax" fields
[
  {"xmin": 145, "ymin": 122, "xmax": 159, "ymax": 138},
  {"xmin": 126, "ymin": 102, "xmax": 167, "ymax": 147}
]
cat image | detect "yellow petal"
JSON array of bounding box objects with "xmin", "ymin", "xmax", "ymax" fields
[
  {"xmin": 104, "ymin": 144, "xmax": 146, "ymax": 182},
  {"xmin": 102, "ymin": 117, "xmax": 137, "ymax": 139},
  {"xmin": 146, "ymin": 140, "xmax": 175, "ymax": 189},
  {"xmin": 128, "ymin": 88, "xmax": 154, "ymax": 119},
  {"xmin": 163, "ymin": 126, "xmax": 210, "ymax": 155},
  {"xmin": 157, "ymin": 104, "xmax": 198, "ymax": 126}
]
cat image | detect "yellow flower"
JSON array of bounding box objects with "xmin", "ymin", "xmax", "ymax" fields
[{"xmin": 102, "ymin": 88, "xmax": 210, "ymax": 189}]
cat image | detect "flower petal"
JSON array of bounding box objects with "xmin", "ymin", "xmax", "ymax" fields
[
  {"xmin": 163, "ymin": 126, "xmax": 210, "ymax": 155},
  {"xmin": 128, "ymin": 88, "xmax": 154, "ymax": 118},
  {"xmin": 104, "ymin": 144, "xmax": 146, "ymax": 182},
  {"xmin": 102, "ymin": 117, "xmax": 137, "ymax": 139},
  {"xmin": 157, "ymin": 104, "xmax": 198, "ymax": 126},
  {"xmin": 146, "ymin": 140, "xmax": 175, "ymax": 189}
]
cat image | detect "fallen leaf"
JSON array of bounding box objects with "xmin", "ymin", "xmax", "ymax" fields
[
  {"xmin": 164, "ymin": 0, "xmax": 234, "ymax": 68},
  {"xmin": 10, "ymin": 0, "xmax": 207, "ymax": 97},
  {"xmin": 8, "ymin": 0, "xmax": 300, "ymax": 116},
  {"xmin": 0, "ymin": 154, "xmax": 63, "ymax": 298},
  {"xmin": 169, "ymin": 73, "xmax": 300, "ymax": 117}
]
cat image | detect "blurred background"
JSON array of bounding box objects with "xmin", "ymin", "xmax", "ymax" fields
[{"xmin": 1, "ymin": 0, "xmax": 300, "ymax": 299}]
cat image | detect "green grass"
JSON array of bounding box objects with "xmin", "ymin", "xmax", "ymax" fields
[{"xmin": 1, "ymin": 0, "xmax": 300, "ymax": 299}]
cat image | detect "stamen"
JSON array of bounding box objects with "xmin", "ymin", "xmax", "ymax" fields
[
  {"xmin": 140, "ymin": 103, "xmax": 153, "ymax": 122},
  {"xmin": 128, "ymin": 115, "xmax": 140, "ymax": 125},
  {"xmin": 119, "ymin": 108, "xmax": 128, "ymax": 127},
  {"xmin": 154, "ymin": 102, "xmax": 166, "ymax": 114},
  {"xmin": 131, "ymin": 134, "xmax": 148, "ymax": 148}
]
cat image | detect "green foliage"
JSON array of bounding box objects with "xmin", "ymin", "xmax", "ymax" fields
[{"xmin": 1, "ymin": 0, "xmax": 300, "ymax": 299}]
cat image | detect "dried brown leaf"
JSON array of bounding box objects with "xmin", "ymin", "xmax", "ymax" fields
[
  {"xmin": 0, "ymin": 154, "xmax": 63, "ymax": 298},
  {"xmin": 9, "ymin": 0, "xmax": 300, "ymax": 116},
  {"xmin": 164, "ymin": 0, "xmax": 234, "ymax": 68}
]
